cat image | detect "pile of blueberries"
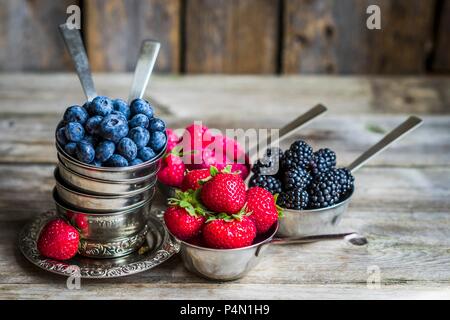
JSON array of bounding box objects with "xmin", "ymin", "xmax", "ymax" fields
[
  {"xmin": 56, "ymin": 96, "xmax": 167, "ymax": 167},
  {"xmin": 249, "ymin": 140, "xmax": 355, "ymax": 210}
]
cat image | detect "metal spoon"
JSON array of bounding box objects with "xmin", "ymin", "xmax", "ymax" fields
[
  {"xmin": 58, "ymin": 24, "xmax": 97, "ymax": 101},
  {"xmin": 271, "ymin": 232, "xmax": 368, "ymax": 246},
  {"xmin": 128, "ymin": 40, "xmax": 160, "ymax": 103}
]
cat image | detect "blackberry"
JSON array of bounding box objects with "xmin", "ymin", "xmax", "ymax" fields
[
  {"xmin": 335, "ymin": 168, "xmax": 355, "ymax": 198},
  {"xmin": 252, "ymin": 147, "xmax": 284, "ymax": 176},
  {"xmin": 309, "ymin": 148, "xmax": 336, "ymax": 175},
  {"xmin": 277, "ymin": 189, "xmax": 309, "ymax": 210},
  {"xmin": 308, "ymin": 169, "xmax": 340, "ymax": 209},
  {"xmin": 249, "ymin": 175, "xmax": 282, "ymax": 194},
  {"xmin": 281, "ymin": 140, "xmax": 313, "ymax": 170},
  {"xmin": 283, "ymin": 166, "xmax": 312, "ymax": 190}
]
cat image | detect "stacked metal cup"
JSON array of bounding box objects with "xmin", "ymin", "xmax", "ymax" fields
[{"xmin": 52, "ymin": 140, "xmax": 166, "ymax": 259}]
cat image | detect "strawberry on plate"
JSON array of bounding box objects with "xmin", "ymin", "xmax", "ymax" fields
[
  {"xmin": 181, "ymin": 169, "xmax": 211, "ymax": 191},
  {"xmin": 157, "ymin": 148, "xmax": 186, "ymax": 187},
  {"xmin": 202, "ymin": 214, "xmax": 256, "ymax": 249},
  {"xmin": 37, "ymin": 218, "xmax": 80, "ymax": 260},
  {"xmin": 164, "ymin": 190, "xmax": 207, "ymax": 241},
  {"xmin": 246, "ymin": 187, "xmax": 283, "ymax": 234},
  {"xmin": 200, "ymin": 166, "xmax": 246, "ymax": 214}
]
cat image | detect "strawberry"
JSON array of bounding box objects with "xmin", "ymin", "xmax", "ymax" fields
[
  {"xmin": 157, "ymin": 149, "xmax": 185, "ymax": 187},
  {"xmin": 37, "ymin": 218, "xmax": 80, "ymax": 260},
  {"xmin": 181, "ymin": 169, "xmax": 211, "ymax": 191},
  {"xmin": 246, "ymin": 187, "xmax": 282, "ymax": 234},
  {"xmin": 202, "ymin": 214, "xmax": 256, "ymax": 249},
  {"xmin": 166, "ymin": 128, "xmax": 180, "ymax": 153},
  {"xmin": 184, "ymin": 123, "xmax": 213, "ymax": 149},
  {"xmin": 200, "ymin": 166, "xmax": 246, "ymax": 214},
  {"xmin": 164, "ymin": 190, "xmax": 207, "ymax": 241}
]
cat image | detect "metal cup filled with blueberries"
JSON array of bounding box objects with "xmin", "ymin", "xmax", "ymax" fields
[{"xmin": 53, "ymin": 96, "xmax": 168, "ymax": 258}]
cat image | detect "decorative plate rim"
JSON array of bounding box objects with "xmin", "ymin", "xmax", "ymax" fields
[{"xmin": 18, "ymin": 210, "xmax": 180, "ymax": 279}]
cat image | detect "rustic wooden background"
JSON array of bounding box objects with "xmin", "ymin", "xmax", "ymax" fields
[{"xmin": 1, "ymin": 0, "xmax": 449, "ymax": 74}]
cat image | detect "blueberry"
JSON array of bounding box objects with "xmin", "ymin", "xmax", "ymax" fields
[
  {"xmin": 129, "ymin": 114, "xmax": 149, "ymax": 128},
  {"xmin": 99, "ymin": 113, "xmax": 129, "ymax": 143},
  {"xmin": 128, "ymin": 127, "xmax": 150, "ymax": 149},
  {"xmin": 85, "ymin": 115, "xmax": 103, "ymax": 135},
  {"xmin": 130, "ymin": 99, "xmax": 153, "ymax": 118},
  {"xmin": 88, "ymin": 96, "xmax": 113, "ymax": 117},
  {"xmin": 130, "ymin": 158, "xmax": 143, "ymax": 166},
  {"xmin": 81, "ymin": 134, "xmax": 97, "ymax": 146},
  {"xmin": 112, "ymin": 99, "xmax": 131, "ymax": 119},
  {"xmin": 64, "ymin": 122, "xmax": 85, "ymax": 142},
  {"xmin": 106, "ymin": 154, "xmax": 129, "ymax": 167},
  {"xmin": 56, "ymin": 127, "xmax": 68, "ymax": 146},
  {"xmin": 95, "ymin": 140, "xmax": 115, "ymax": 162},
  {"xmin": 148, "ymin": 118, "xmax": 165, "ymax": 132},
  {"xmin": 138, "ymin": 147, "xmax": 156, "ymax": 162},
  {"xmin": 64, "ymin": 142, "xmax": 77, "ymax": 156},
  {"xmin": 117, "ymin": 137, "xmax": 138, "ymax": 161},
  {"xmin": 91, "ymin": 159, "xmax": 103, "ymax": 167},
  {"xmin": 75, "ymin": 141, "xmax": 95, "ymax": 164},
  {"xmin": 63, "ymin": 105, "xmax": 89, "ymax": 124},
  {"xmin": 148, "ymin": 131, "xmax": 167, "ymax": 152}
]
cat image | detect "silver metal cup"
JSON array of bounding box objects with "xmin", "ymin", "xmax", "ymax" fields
[
  {"xmin": 54, "ymin": 169, "xmax": 156, "ymax": 212},
  {"xmin": 57, "ymin": 156, "xmax": 157, "ymax": 195},
  {"xmin": 173, "ymin": 223, "xmax": 278, "ymax": 281},
  {"xmin": 55, "ymin": 137, "xmax": 166, "ymax": 181}
]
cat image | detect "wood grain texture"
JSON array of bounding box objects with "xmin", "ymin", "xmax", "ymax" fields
[
  {"xmin": 0, "ymin": 164, "xmax": 449, "ymax": 298},
  {"xmin": 283, "ymin": 0, "xmax": 436, "ymax": 74},
  {"xmin": 185, "ymin": 0, "xmax": 280, "ymax": 73},
  {"xmin": 1, "ymin": 74, "xmax": 449, "ymax": 115},
  {"xmin": 85, "ymin": 0, "xmax": 181, "ymax": 72},
  {"xmin": 433, "ymin": 0, "xmax": 450, "ymax": 72},
  {"xmin": 0, "ymin": 0, "xmax": 77, "ymax": 71},
  {"xmin": 0, "ymin": 73, "xmax": 449, "ymax": 298}
]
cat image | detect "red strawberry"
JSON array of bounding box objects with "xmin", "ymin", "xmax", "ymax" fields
[
  {"xmin": 166, "ymin": 128, "xmax": 180, "ymax": 153},
  {"xmin": 181, "ymin": 169, "xmax": 211, "ymax": 191},
  {"xmin": 185, "ymin": 123, "xmax": 213, "ymax": 149},
  {"xmin": 37, "ymin": 218, "xmax": 79, "ymax": 260},
  {"xmin": 158, "ymin": 152, "xmax": 185, "ymax": 187},
  {"xmin": 202, "ymin": 215, "xmax": 256, "ymax": 249},
  {"xmin": 246, "ymin": 187, "xmax": 282, "ymax": 234},
  {"xmin": 164, "ymin": 190, "xmax": 207, "ymax": 241},
  {"xmin": 200, "ymin": 166, "xmax": 246, "ymax": 214}
]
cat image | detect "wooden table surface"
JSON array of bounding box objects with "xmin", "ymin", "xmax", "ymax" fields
[{"xmin": 0, "ymin": 73, "xmax": 449, "ymax": 299}]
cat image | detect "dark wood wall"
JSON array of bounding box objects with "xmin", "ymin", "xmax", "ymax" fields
[{"xmin": 1, "ymin": 0, "xmax": 448, "ymax": 74}]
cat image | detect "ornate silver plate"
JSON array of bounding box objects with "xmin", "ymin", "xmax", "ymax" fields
[{"xmin": 19, "ymin": 210, "xmax": 180, "ymax": 278}]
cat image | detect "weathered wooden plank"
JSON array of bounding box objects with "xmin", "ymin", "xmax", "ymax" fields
[
  {"xmin": 0, "ymin": 113, "xmax": 448, "ymax": 167},
  {"xmin": 85, "ymin": 0, "xmax": 180, "ymax": 73},
  {"xmin": 1, "ymin": 164, "xmax": 450, "ymax": 293},
  {"xmin": 433, "ymin": 0, "xmax": 450, "ymax": 72},
  {"xmin": 0, "ymin": 0, "xmax": 77, "ymax": 71},
  {"xmin": 185, "ymin": 0, "xmax": 280, "ymax": 73},
  {"xmin": 0, "ymin": 74, "xmax": 449, "ymax": 115},
  {"xmin": 283, "ymin": 0, "xmax": 435, "ymax": 74}
]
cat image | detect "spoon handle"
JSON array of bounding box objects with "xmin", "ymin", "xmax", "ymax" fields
[
  {"xmin": 128, "ymin": 40, "xmax": 160, "ymax": 103},
  {"xmin": 271, "ymin": 232, "xmax": 367, "ymax": 246},
  {"xmin": 58, "ymin": 24, "xmax": 97, "ymax": 101},
  {"xmin": 347, "ymin": 116, "xmax": 423, "ymax": 173},
  {"xmin": 248, "ymin": 104, "xmax": 327, "ymax": 161}
]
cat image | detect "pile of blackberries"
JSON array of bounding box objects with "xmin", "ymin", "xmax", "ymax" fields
[
  {"xmin": 56, "ymin": 96, "xmax": 167, "ymax": 167},
  {"xmin": 249, "ymin": 140, "xmax": 354, "ymax": 209}
]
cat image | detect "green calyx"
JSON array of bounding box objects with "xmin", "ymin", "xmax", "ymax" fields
[
  {"xmin": 200, "ymin": 165, "xmax": 237, "ymax": 185},
  {"xmin": 274, "ymin": 193, "xmax": 284, "ymax": 218},
  {"xmin": 168, "ymin": 189, "xmax": 207, "ymax": 217},
  {"xmin": 205, "ymin": 205, "xmax": 251, "ymax": 223}
]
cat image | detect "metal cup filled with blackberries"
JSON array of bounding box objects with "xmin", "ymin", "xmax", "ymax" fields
[{"xmin": 249, "ymin": 116, "xmax": 423, "ymax": 238}]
